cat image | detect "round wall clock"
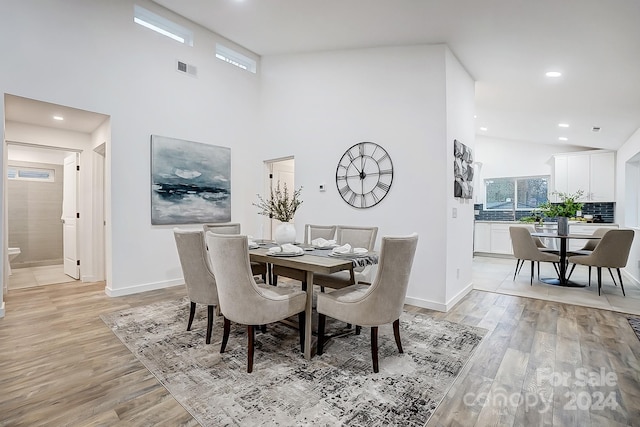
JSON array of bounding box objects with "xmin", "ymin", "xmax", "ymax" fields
[{"xmin": 335, "ymin": 142, "xmax": 394, "ymax": 208}]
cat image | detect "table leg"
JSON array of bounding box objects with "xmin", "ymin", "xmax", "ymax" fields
[
  {"xmin": 303, "ymin": 271, "xmax": 313, "ymax": 360},
  {"xmin": 559, "ymin": 238, "xmax": 567, "ymax": 283}
]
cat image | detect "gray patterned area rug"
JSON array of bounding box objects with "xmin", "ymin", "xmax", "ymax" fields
[
  {"xmin": 629, "ymin": 317, "xmax": 640, "ymax": 343},
  {"xmin": 101, "ymin": 298, "xmax": 486, "ymax": 426}
]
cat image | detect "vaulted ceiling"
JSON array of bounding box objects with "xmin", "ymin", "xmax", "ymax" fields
[{"xmin": 153, "ymin": 0, "xmax": 640, "ymax": 151}]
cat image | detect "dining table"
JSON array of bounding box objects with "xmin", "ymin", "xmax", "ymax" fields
[
  {"xmin": 531, "ymin": 232, "xmax": 601, "ymax": 287},
  {"xmin": 249, "ymin": 243, "xmax": 378, "ymax": 360}
]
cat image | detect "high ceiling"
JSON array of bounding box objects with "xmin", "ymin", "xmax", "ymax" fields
[{"xmin": 153, "ymin": 0, "xmax": 640, "ymax": 151}]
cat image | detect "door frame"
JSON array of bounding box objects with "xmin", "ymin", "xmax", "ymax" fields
[{"xmin": 262, "ymin": 156, "xmax": 295, "ymax": 240}]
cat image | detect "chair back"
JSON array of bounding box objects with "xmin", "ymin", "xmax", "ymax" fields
[
  {"xmin": 205, "ymin": 233, "xmax": 266, "ymax": 324},
  {"xmin": 335, "ymin": 225, "xmax": 378, "ymax": 251},
  {"xmin": 510, "ymin": 227, "xmax": 544, "ymax": 260},
  {"xmin": 358, "ymin": 234, "xmax": 418, "ymax": 325},
  {"xmin": 304, "ymin": 224, "xmax": 337, "ymax": 244},
  {"xmin": 523, "ymin": 225, "xmax": 546, "ymax": 248},
  {"xmin": 580, "ymin": 227, "xmax": 610, "ymax": 251},
  {"xmin": 173, "ymin": 228, "xmax": 218, "ymax": 305},
  {"xmin": 588, "ymin": 229, "xmax": 635, "ymax": 268},
  {"xmin": 203, "ymin": 223, "xmax": 241, "ymax": 235}
]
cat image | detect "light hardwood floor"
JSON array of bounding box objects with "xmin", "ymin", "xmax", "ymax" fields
[{"xmin": 1, "ymin": 278, "xmax": 639, "ymax": 426}]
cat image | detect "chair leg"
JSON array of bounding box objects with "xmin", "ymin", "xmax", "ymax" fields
[
  {"xmin": 530, "ymin": 261, "xmax": 534, "ymax": 285},
  {"xmin": 553, "ymin": 263, "xmax": 560, "ymax": 276},
  {"xmin": 317, "ymin": 314, "xmax": 326, "ymax": 355},
  {"xmin": 260, "ymin": 325, "xmax": 267, "ymax": 333},
  {"xmin": 272, "ymin": 274, "xmax": 278, "ymax": 286},
  {"xmin": 513, "ymin": 259, "xmax": 521, "ymax": 281},
  {"xmin": 371, "ymin": 326, "xmax": 379, "ymax": 373},
  {"xmin": 617, "ymin": 268, "xmax": 626, "ymax": 296},
  {"xmin": 517, "ymin": 260, "xmax": 525, "ymax": 275},
  {"xmin": 220, "ymin": 317, "xmax": 230, "ymax": 353},
  {"xmin": 608, "ymin": 268, "xmax": 617, "ymax": 286},
  {"xmin": 588, "ymin": 267, "xmax": 591, "ymax": 286},
  {"xmin": 247, "ymin": 325, "xmax": 255, "ymax": 373},
  {"xmin": 298, "ymin": 312, "xmax": 305, "ymax": 353},
  {"xmin": 597, "ymin": 267, "xmax": 602, "ymax": 296},
  {"xmin": 393, "ymin": 319, "xmax": 403, "ymax": 354},
  {"xmin": 206, "ymin": 305, "xmax": 214, "ymax": 344},
  {"xmin": 355, "ymin": 325, "xmax": 362, "ymax": 335},
  {"xmin": 537, "ymin": 261, "xmax": 540, "ymax": 278},
  {"xmin": 187, "ymin": 301, "xmax": 196, "ymax": 331},
  {"xmin": 566, "ymin": 264, "xmax": 576, "ymax": 281}
]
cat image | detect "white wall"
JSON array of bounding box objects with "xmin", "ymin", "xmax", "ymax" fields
[
  {"xmin": 474, "ymin": 136, "xmax": 586, "ymax": 204},
  {"xmin": 615, "ymin": 127, "xmax": 640, "ymax": 285},
  {"xmin": 258, "ymin": 44, "xmax": 475, "ymax": 310},
  {"xmin": 1, "ymin": 0, "xmax": 260, "ymax": 297}
]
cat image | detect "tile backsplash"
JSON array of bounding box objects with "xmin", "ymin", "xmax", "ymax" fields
[{"xmin": 474, "ymin": 202, "xmax": 615, "ymax": 223}]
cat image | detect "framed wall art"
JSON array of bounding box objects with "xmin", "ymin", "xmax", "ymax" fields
[
  {"xmin": 454, "ymin": 139, "xmax": 474, "ymax": 199},
  {"xmin": 151, "ymin": 135, "xmax": 231, "ymax": 225}
]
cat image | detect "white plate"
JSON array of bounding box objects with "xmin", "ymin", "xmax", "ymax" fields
[
  {"xmin": 328, "ymin": 251, "xmax": 368, "ymax": 258},
  {"xmin": 248, "ymin": 244, "xmax": 259, "ymax": 249},
  {"xmin": 311, "ymin": 246, "xmax": 336, "ymax": 250},
  {"xmin": 268, "ymin": 252, "xmax": 305, "ymax": 257}
]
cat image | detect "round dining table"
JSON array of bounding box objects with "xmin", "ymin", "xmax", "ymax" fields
[{"xmin": 531, "ymin": 232, "xmax": 602, "ymax": 287}]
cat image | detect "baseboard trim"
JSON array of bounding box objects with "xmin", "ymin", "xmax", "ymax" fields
[
  {"xmin": 0, "ymin": 301, "xmax": 5, "ymax": 318},
  {"xmin": 405, "ymin": 283, "xmax": 473, "ymax": 312},
  {"xmin": 106, "ymin": 278, "xmax": 184, "ymax": 297},
  {"xmin": 623, "ymin": 268, "xmax": 640, "ymax": 287}
]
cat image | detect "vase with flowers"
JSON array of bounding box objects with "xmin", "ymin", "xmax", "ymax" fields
[
  {"xmin": 253, "ymin": 181, "xmax": 303, "ymax": 244},
  {"xmin": 537, "ymin": 190, "xmax": 584, "ymax": 235}
]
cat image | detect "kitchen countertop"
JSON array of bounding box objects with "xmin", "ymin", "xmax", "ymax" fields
[{"xmin": 474, "ymin": 220, "xmax": 618, "ymax": 226}]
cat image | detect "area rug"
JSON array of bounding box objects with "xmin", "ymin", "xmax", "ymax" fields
[
  {"xmin": 629, "ymin": 317, "xmax": 640, "ymax": 342},
  {"xmin": 101, "ymin": 298, "xmax": 486, "ymax": 426}
]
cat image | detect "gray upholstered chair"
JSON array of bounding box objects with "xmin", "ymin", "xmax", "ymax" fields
[
  {"xmin": 173, "ymin": 228, "xmax": 219, "ymax": 344},
  {"xmin": 313, "ymin": 225, "xmax": 378, "ymax": 290},
  {"xmin": 203, "ymin": 223, "xmax": 268, "ymax": 282},
  {"xmin": 316, "ymin": 233, "xmax": 419, "ymax": 373},
  {"xmin": 566, "ymin": 227, "xmax": 612, "ymax": 283},
  {"xmin": 272, "ymin": 224, "xmax": 337, "ymax": 287},
  {"xmin": 205, "ymin": 232, "xmax": 307, "ymax": 373},
  {"xmin": 509, "ymin": 226, "xmax": 560, "ymax": 285},
  {"xmin": 568, "ymin": 229, "xmax": 635, "ymax": 296}
]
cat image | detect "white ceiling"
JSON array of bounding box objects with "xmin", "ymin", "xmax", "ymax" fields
[
  {"xmin": 4, "ymin": 1, "xmax": 638, "ymax": 152},
  {"xmin": 153, "ymin": 0, "xmax": 640, "ymax": 151}
]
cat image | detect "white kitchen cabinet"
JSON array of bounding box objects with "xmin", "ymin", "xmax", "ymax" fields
[
  {"xmin": 490, "ymin": 224, "xmax": 513, "ymax": 255},
  {"xmin": 553, "ymin": 151, "xmax": 615, "ymax": 202},
  {"xmin": 474, "ymin": 222, "xmax": 491, "ymax": 253}
]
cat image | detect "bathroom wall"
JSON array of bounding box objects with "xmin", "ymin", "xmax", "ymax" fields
[{"xmin": 8, "ymin": 160, "xmax": 64, "ymax": 268}]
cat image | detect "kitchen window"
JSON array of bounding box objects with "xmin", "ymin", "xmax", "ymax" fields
[{"xmin": 485, "ymin": 176, "xmax": 549, "ymax": 210}]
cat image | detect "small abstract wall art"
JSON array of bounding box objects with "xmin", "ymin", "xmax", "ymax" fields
[
  {"xmin": 454, "ymin": 139, "xmax": 474, "ymax": 199},
  {"xmin": 151, "ymin": 135, "xmax": 231, "ymax": 225}
]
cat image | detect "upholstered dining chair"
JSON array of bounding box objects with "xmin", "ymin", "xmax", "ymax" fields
[
  {"xmin": 271, "ymin": 224, "xmax": 337, "ymax": 287},
  {"xmin": 567, "ymin": 229, "xmax": 635, "ymax": 296},
  {"xmin": 509, "ymin": 227, "xmax": 560, "ymax": 285},
  {"xmin": 203, "ymin": 223, "xmax": 268, "ymax": 282},
  {"xmin": 316, "ymin": 233, "xmax": 419, "ymax": 373},
  {"xmin": 173, "ymin": 228, "xmax": 219, "ymax": 344},
  {"xmin": 313, "ymin": 225, "xmax": 379, "ymax": 290},
  {"xmin": 566, "ymin": 227, "xmax": 612, "ymax": 283},
  {"xmin": 205, "ymin": 232, "xmax": 307, "ymax": 373}
]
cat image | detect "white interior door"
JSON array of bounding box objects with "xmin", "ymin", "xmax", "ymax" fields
[
  {"xmin": 266, "ymin": 159, "xmax": 295, "ymax": 238},
  {"xmin": 62, "ymin": 153, "xmax": 79, "ymax": 279}
]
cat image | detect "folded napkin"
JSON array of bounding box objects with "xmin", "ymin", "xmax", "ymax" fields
[
  {"xmin": 268, "ymin": 243, "xmax": 304, "ymax": 255},
  {"xmin": 248, "ymin": 236, "xmax": 258, "ymax": 247},
  {"xmin": 311, "ymin": 238, "xmax": 337, "ymax": 247},
  {"xmin": 331, "ymin": 244, "xmax": 368, "ymax": 254}
]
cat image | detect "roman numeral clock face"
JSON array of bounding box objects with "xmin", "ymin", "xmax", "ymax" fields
[{"xmin": 335, "ymin": 142, "xmax": 394, "ymax": 208}]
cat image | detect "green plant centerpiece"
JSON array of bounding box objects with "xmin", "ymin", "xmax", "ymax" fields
[
  {"xmin": 537, "ymin": 190, "xmax": 584, "ymax": 236},
  {"xmin": 537, "ymin": 190, "xmax": 584, "ymax": 218},
  {"xmin": 253, "ymin": 181, "xmax": 303, "ymax": 244}
]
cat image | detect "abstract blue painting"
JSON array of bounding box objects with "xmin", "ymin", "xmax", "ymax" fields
[{"xmin": 151, "ymin": 135, "xmax": 231, "ymax": 225}]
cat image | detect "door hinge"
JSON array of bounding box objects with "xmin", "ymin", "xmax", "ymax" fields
[
  {"xmin": 76, "ymin": 212, "xmax": 80, "ymax": 219},
  {"xmin": 77, "ymin": 260, "xmax": 80, "ymax": 266},
  {"xmin": 76, "ymin": 165, "xmax": 80, "ymax": 171},
  {"xmin": 269, "ymin": 173, "xmax": 273, "ymax": 179}
]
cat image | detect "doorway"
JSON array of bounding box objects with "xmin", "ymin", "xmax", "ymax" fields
[
  {"xmin": 3, "ymin": 94, "xmax": 109, "ymax": 292},
  {"xmin": 262, "ymin": 157, "xmax": 295, "ymax": 240}
]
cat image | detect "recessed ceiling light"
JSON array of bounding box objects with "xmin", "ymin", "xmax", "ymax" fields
[
  {"xmin": 545, "ymin": 71, "xmax": 562, "ymax": 78},
  {"xmin": 558, "ymin": 123, "xmax": 570, "ymax": 128},
  {"xmin": 558, "ymin": 137, "xmax": 568, "ymax": 141},
  {"xmin": 53, "ymin": 115, "xmax": 64, "ymax": 121},
  {"xmin": 479, "ymin": 127, "xmax": 488, "ymax": 131}
]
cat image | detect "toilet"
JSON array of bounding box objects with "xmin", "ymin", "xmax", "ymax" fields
[{"xmin": 7, "ymin": 247, "xmax": 21, "ymax": 275}]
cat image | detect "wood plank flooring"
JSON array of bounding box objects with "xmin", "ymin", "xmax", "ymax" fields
[{"xmin": 1, "ymin": 281, "xmax": 639, "ymax": 426}]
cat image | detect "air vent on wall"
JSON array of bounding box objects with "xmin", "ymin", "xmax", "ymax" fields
[
  {"xmin": 177, "ymin": 60, "xmax": 197, "ymax": 77},
  {"xmin": 592, "ymin": 126, "xmax": 601, "ymax": 132}
]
